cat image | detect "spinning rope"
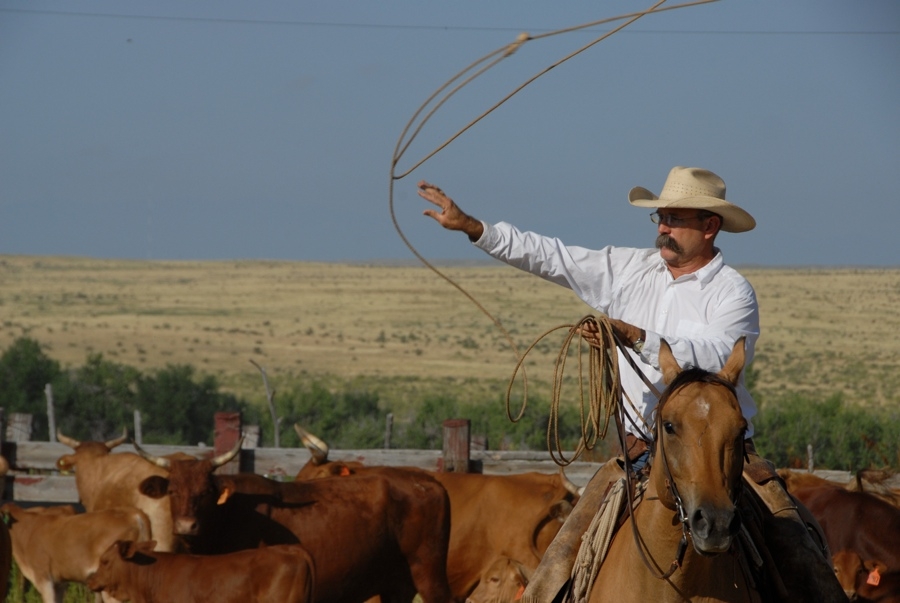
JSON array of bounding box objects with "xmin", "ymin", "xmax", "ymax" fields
[{"xmin": 388, "ymin": 0, "xmax": 721, "ymax": 462}]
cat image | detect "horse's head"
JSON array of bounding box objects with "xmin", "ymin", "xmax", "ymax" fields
[{"xmin": 651, "ymin": 337, "xmax": 747, "ymax": 556}]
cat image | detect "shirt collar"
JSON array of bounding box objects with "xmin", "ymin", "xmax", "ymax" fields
[{"xmin": 655, "ymin": 248, "xmax": 725, "ymax": 288}]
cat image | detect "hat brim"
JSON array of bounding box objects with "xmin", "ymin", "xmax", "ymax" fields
[{"xmin": 629, "ymin": 187, "xmax": 756, "ymax": 233}]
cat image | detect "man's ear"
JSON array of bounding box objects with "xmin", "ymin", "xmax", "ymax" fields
[{"xmin": 704, "ymin": 214, "xmax": 722, "ymax": 238}]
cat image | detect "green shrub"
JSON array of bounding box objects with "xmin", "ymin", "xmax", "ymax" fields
[{"xmin": 753, "ymin": 392, "xmax": 900, "ymax": 470}]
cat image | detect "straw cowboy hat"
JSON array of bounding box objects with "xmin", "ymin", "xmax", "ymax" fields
[{"xmin": 628, "ymin": 166, "xmax": 756, "ymax": 233}]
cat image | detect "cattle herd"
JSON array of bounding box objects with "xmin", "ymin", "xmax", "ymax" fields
[{"xmin": 0, "ymin": 430, "xmax": 896, "ymax": 602}]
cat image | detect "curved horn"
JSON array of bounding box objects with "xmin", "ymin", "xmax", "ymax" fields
[
  {"xmin": 558, "ymin": 467, "xmax": 582, "ymax": 497},
  {"xmin": 133, "ymin": 441, "xmax": 172, "ymax": 469},
  {"xmin": 294, "ymin": 424, "xmax": 329, "ymax": 465},
  {"xmin": 56, "ymin": 429, "xmax": 81, "ymax": 449},
  {"xmin": 210, "ymin": 436, "xmax": 243, "ymax": 469},
  {"xmin": 105, "ymin": 427, "xmax": 128, "ymax": 450}
]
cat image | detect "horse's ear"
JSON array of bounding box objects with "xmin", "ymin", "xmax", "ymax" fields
[
  {"xmin": 658, "ymin": 339, "xmax": 682, "ymax": 384},
  {"xmin": 718, "ymin": 337, "xmax": 746, "ymax": 386}
]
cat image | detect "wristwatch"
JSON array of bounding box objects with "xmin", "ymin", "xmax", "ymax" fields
[{"xmin": 632, "ymin": 335, "xmax": 645, "ymax": 354}]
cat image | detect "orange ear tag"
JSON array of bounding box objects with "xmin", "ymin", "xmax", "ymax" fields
[
  {"xmin": 867, "ymin": 567, "xmax": 881, "ymax": 586},
  {"xmin": 217, "ymin": 487, "xmax": 232, "ymax": 505},
  {"xmin": 340, "ymin": 466, "xmax": 351, "ymax": 477},
  {"xmin": 515, "ymin": 585, "xmax": 526, "ymax": 601}
]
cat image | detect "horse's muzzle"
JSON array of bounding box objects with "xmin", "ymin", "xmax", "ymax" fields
[{"xmin": 689, "ymin": 504, "xmax": 741, "ymax": 555}]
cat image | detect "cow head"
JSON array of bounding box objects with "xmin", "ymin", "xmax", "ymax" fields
[
  {"xmin": 88, "ymin": 539, "xmax": 158, "ymax": 599},
  {"xmin": 135, "ymin": 438, "xmax": 242, "ymax": 536},
  {"xmin": 832, "ymin": 550, "xmax": 863, "ymax": 599},
  {"xmin": 56, "ymin": 427, "xmax": 128, "ymax": 471},
  {"xmin": 466, "ymin": 556, "xmax": 531, "ymax": 603}
]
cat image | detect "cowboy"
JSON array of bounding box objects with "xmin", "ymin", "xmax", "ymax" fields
[{"xmin": 419, "ymin": 166, "xmax": 846, "ymax": 602}]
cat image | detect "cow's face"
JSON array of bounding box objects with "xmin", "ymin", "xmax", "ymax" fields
[
  {"xmin": 88, "ymin": 540, "xmax": 156, "ymax": 599},
  {"xmin": 138, "ymin": 458, "xmax": 220, "ymax": 536},
  {"xmin": 466, "ymin": 556, "xmax": 530, "ymax": 603}
]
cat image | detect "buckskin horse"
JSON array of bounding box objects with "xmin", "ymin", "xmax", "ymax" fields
[{"xmin": 586, "ymin": 338, "xmax": 763, "ymax": 603}]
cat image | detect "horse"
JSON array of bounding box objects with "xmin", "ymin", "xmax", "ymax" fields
[{"xmin": 586, "ymin": 337, "xmax": 762, "ymax": 603}]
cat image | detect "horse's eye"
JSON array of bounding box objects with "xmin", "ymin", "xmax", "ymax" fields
[{"xmin": 663, "ymin": 421, "xmax": 675, "ymax": 435}]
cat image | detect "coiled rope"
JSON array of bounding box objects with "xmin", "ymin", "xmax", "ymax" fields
[
  {"xmin": 387, "ymin": 0, "xmax": 720, "ymax": 451},
  {"xmin": 507, "ymin": 315, "xmax": 623, "ymax": 466}
]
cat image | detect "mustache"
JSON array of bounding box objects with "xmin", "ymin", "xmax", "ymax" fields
[{"xmin": 656, "ymin": 234, "xmax": 683, "ymax": 254}]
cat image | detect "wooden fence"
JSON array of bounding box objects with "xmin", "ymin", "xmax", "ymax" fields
[
  {"xmin": 2, "ymin": 440, "xmax": 611, "ymax": 504},
  {"xmin": 0, "ymin": 411, "xmax": 880, "ymax": 505}
]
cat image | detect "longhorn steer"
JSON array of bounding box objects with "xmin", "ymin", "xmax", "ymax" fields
[
  {"xmin": 87, "ymin": 539, "xmax": 315, "ymax": 603},
  {"xmin": 55, "ymin": 429, "xmax": 179, "ymax": 552},
  {"xmin": 1, "ymin": 503, "xmax": 150, "ymax": 603},
  {"xmin": 134, "ymin": 441, "xmax": 453, "ymax": 603}
]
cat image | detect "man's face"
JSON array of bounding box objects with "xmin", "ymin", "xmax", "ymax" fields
[{"xmin": 652, "ymin": 208, "xmax": 717, "ymax": 267}]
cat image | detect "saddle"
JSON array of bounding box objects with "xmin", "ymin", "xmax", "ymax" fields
[{"xmin": 524, "ymin": 453, "xmax": 825, "ymax": 603}]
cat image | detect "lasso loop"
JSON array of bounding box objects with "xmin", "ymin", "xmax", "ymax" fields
[{"xmin": 388, "ymin": 0, "xmax": 720, "ymax": 430}]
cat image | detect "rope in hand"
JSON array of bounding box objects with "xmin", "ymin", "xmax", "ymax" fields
[
  {"xmin": 507, "ymin": 315, "xmax": 624, "ymax": 465},
  {"xmin": 387, "ymin": 0, "xmax": 720, "ymax": 429}
]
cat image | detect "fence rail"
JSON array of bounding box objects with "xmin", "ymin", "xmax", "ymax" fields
[
  {"xmin": 0, "ymin": 440, "xmax": 879, "ymax": 505},
  {"xmin": 0, "ymin": 440, "xmax": 606, "ymax": 503}
]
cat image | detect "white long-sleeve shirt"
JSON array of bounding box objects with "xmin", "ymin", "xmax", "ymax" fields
[{"xmin": 474, "ymin": 221, "xmax": 760, "ymax": 438}]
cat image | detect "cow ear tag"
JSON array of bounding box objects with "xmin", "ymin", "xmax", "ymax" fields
[
  {"xmin": 340, "ymin": 466, "xmax": 351, "ymax": 477},
  {"xmin": 867, "ymin": 567, "xmax": 881, "ymax": 586},
  {"xmin": 515, "ymin": 585, "xmax": 526, "ymax": 601},
  {"xmin": 217, "ymin": 487, "xmax": 233, "ymax": 505}
]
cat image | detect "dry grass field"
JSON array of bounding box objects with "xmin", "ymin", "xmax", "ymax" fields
[{"xmin": 1, "ymin": 255, "xmax": 898, "ymax": 415}]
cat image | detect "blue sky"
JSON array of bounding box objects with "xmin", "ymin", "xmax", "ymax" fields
[{"xmin": 1, "ymin": 1, "xmax": 898, "ymax": 266}]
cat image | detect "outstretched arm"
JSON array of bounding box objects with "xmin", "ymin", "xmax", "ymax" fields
[{"xmin": 418, "ymin": 181, "xmax": 484, "ymax": 242}]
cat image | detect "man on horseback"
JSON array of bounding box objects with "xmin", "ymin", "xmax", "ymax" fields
[{"xmin": 419, "ymin": 167, "xmax": 845, "ymax": 602}]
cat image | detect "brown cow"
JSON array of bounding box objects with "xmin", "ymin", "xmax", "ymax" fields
[
  {"xmin": 87, "ymin": 539, "xmax": 315, "ymax": 603},
  {"xmin": 779, "ymin": 469, "xmax": 900, "ymax": 508},
  {"xmin": 56, "ymin": 429, "xmax": 179, "ymax": 552},
  {"xmin": 294, "ymin": 424, "xmax": 578, "ymax": 599},
  {"xmin": 789, "ymin": 481, "xmax": 900, "ymax": 574},
  {"xmin": 465, "ymin": 556, "xmax": 530, "ymax": 603},
  {"xmin": 134, "ymin": 441, "xmax": 454, "ymax": 603},
  {"xmin": 0, "ymin": 503, "xmax": 150, "ymax": 603},
  {"xmin": 833, "ymin": 550, "xmax": 900, "ymax": 602}
]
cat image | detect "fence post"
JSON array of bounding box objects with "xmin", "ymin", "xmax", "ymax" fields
[
  {"xmin": 134, "ymin": 410, "xmax": 143, "ymax": 445},
  {"xmin": 384, "ymin": 413, "xmax": 393, "ymax": 449},
  {"xmin": 441, "ymin": 418, "xmax": 470, "ymax": 473},
  {"xmin": 6, "ymin": 413, "xmax": 33, "ymax": 442},
  {"xmin": 44, "ymin": 384, "xmax": 55, "ymax": 441},
  {"xmin": 807, "ymin": 444, "xmax": 814, "ymax": 473}
]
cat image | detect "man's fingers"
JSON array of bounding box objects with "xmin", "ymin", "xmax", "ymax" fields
[{"xmin": 417, "ymin": 181, "xmax": 444, "ymax": 195}]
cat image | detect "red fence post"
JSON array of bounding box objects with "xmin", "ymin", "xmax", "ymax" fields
[
  {"xmin": 441, "ymin": 419, "xmax": 471, "ymax": 473},
  {"xmin": 214, "ymin": 412, "xmax": 243, "ymax": 475}
]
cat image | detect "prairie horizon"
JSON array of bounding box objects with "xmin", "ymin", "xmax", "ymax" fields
[{"xmin": 2, "ymin": 255, "xmax": 898, "ymax": 416}]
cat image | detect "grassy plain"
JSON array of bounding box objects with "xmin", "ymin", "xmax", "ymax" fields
[{"xmin": 1, "ymin": 255, "xmax": 898, "ymax": 417}]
